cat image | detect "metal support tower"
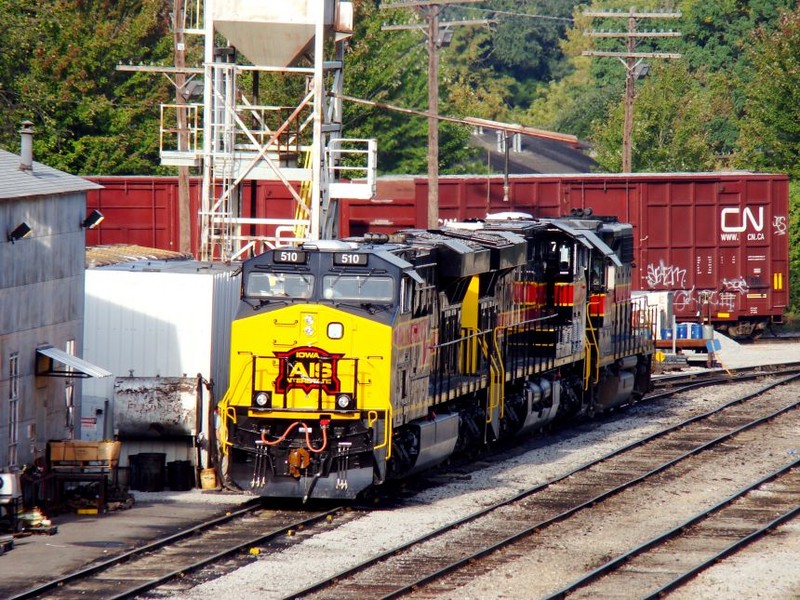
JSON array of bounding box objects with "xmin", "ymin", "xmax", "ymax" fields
[{"xmin": 159, "ymin": 0, "xmax": 376, "ymax": 262}]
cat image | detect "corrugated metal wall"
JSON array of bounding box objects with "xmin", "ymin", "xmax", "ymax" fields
[{"xmin": 81, "ymin": 263, "xmax": 239, "ymax": 466}]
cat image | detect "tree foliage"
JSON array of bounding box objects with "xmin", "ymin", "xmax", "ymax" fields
[
  {"xmin": 591, "ymin": 62, "xmax": 725, "ymax": 172},
  {"xmin": 343, "ymin": 0, "xmax": 476, "ymax": 174},
  {"xmin": 734, "ymin": 7, "xmax": 800, "ymax": 178},
  {"xmin": 0, "ymin": 0, "xmax": 173, "ymax": 174},
  {"xmin": 732, "ymin": 6, "xmax": 800, "ymax": 311},
  {"xmin": 0, "ymin": 0, "xmax": 797, "ymax": 182}
]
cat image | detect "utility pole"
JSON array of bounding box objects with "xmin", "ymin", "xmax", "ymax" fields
[
  {"xmin": 174, "ymin": 0, "xmax": 191, "ymax": 254},
  {"xmin": 382, "ymin": 1, "xmax": 488, "ymax": 228},
  {"xmin": 583, "ymin": 7, "xmax": 681, "ymax": 172},
  {"xmin": 426, "ymin": 4, "xmax": 440, "ymax": 229},
  {"xmin": 118, "ymin": 3, "xmax": 202, "ymax": 254}
]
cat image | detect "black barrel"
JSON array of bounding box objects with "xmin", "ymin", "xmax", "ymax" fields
[
  {"xmin": 129, "ymin": 453, "xmax": 166, "ymax": 492},
  {"xmin": 166, "ymin": 460, "xmax": 194, "ymax": 491}
]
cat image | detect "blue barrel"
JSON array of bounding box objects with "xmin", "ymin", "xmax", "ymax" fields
[
  {"xmin": 129, "ymin": 453, "xmax": 166, "ymax": 492},
  {"xmin": 660, "ymin": 328, "xmax": 673, "ymax": 340},
  {"xmin": 676, "ymin": 323, "xmax": 689, "ymax": 339},
  {"xmin": 690, "ymin": 323, "xmax": 703, "ymax": 339}
]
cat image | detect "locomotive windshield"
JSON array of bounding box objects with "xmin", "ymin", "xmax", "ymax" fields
[
  {"xmin": 322, "ymin": 275, "xmax": 394, "ymax": 302},
  {"xmin": 245, "ymin": 272, "xmax": 314, "ymax": 299}
]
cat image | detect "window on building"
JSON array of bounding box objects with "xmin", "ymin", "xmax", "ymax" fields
[
  {"xmin": 65, "ymin": 340, "xmax": 75, "ymax": 439},
  {"xmin": 8, "ymin": 353, "xmax": 19, "ymax": 468}
]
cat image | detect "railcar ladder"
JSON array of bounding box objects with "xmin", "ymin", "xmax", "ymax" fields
[{"xmin": 584, "ymin": 307, "xmax": 600, "ymax": 389}]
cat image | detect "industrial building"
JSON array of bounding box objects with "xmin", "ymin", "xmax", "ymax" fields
[{"xmin": 0, "ymin": 124, "xmax": 109, "ymax": 474}]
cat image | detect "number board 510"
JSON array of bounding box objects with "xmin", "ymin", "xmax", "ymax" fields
[
  {"xmin": 334, "ymin": 253, "xmax": 368, "ymax": 266},
  {"xmin": 274, "ymin": 250, "xmax": 307, "ymax": 264}
]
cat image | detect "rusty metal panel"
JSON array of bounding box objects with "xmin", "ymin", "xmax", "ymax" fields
[{"xmin": 113, "ymin": 377, "xmax": 197, "ymax": 438}]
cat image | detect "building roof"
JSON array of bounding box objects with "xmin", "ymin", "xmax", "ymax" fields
[
  {"xmin": 470, "ymin": 131, "xmax": 597, "ymax": 174},
  {"xmin": 86, "ymin": 244, "xmax": 194, "ymax": 268},
  {"xmin": 0, "ymin": 149, "xmax": 102, "ymax": 200}
]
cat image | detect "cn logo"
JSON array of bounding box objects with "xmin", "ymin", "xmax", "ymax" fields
[{"xmin": 721, "ymin": 207, "xmax": 764, "ymax": 233}]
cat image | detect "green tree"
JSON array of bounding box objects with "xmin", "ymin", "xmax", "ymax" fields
[
  {"xmin": 733, "ymin": 6, "xmax": 800, "ymax": 311},
  {"xmin": 0, "ymin": 1, "xmax": 173, "ymax": 174},
  {"xmin": 734, "ymin": 7, "xmax": 800, "ymax": 178},
  {"xmin": 591, "ymin": 62, "xmax": 724, "ymax": 172},
  {"xmin": 343, "ymin": 0, "xmax": 475, "ymax": 174}
]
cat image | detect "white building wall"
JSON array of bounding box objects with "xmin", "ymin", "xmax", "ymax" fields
[{"xmin": 82, "ymin": 265, "xmax": 239, "ymax": 456}]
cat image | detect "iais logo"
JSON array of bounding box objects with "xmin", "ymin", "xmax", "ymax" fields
[{"xmin": 274, "ymin": 346, "xmax": 343, "ymax": 394}]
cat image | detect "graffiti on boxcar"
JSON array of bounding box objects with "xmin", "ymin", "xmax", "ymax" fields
[
  {"xmin": 673, "ymin": 288, "xmax": 740, "ymax": 312},
  {"xmin": 773, "ymin": 215, "xmax": 787, "ymax": 236},
  {"xmin": 722, "ymin": 276, "xmax": 748, "ymax": 295},
  {"xmin": 646, "ymin": 260, "xmax": 687, "ymax": 289}
]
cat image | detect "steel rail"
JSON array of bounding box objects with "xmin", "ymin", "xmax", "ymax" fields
[
  {"xmin": 286, "ymin": 374, "xmax": 800, "ymax": 599},
  {"xmin": 546, "ymin": 457, "xmax": 800, "ymax": 599},
  {"xmin": 10, "ymin": 499, "xmax": 344, "ymax": 600},
  {"xmin": 647, "ymin": 504, "xmax": 800, "ymax": 598}
]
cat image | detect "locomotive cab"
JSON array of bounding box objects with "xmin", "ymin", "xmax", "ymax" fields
[{"xmin": 221, "ymin": 244, "xmax": 417, "ymax": 500}]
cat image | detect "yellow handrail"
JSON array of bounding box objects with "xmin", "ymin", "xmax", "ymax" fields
[
  {"xmin": 584, "ymin": 304, "xmax": 600, "ymax": 388},
  {"xmin": 294, "ymin": 149, "xmax": 313, "ymax": 239},
  {"xmin": 371, "ymin": 406, "xmax": 393, "ymax": 459}
]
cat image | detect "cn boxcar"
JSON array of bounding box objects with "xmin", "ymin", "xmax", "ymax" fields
[
  {"xmin": 86, "ymin": 172, "xmax": 789, "ymax": 339},
  {"xmin": 342, "ymin": 173, "xmax": 789, "ymax": 339}
]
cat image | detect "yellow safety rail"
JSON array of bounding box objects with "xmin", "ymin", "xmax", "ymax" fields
[
  {"xmin": 491, "ymin": 327, "xmax": 506, "ymax": 420},
  {"xmin": 370, "ymin": 407, "xmax": 393, "ymax": 459},
  {"xmin": 294, "ymin": 149, "xmax": 313, "ymax": 239},
  {"xmin": 473, "ymin": 332, "xmax": 504, "ymax": 425},
  {"xmin": 219, "ymin": 404, "xmax": 238, "ymax": 455},
  {"xmin": 217, "ymin": 360, "xmax": 253, "ymax": 455},
  {"xmin": 584, "ymin": 305, "xmax": 600, "ymax": 389}
]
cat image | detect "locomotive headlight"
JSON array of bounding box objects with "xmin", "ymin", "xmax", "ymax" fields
[
  {"xmin": 253, "ymin": 391, "xmax": 271, "ymax": 408},
  {"xmin": 336, "ymin": 393, "xmax": 354, "ymax": 410},
  {"xmin": 304, "ymin": 325, "xmax": 315, "ymax": 336},
  {"xmin": 327, "ymin": 322, "xmax": 344, "ymax": 339}
]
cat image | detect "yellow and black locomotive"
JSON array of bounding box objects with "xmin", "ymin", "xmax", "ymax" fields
[{"xmin": 217, "ymin": 211, "xmax": 655, "ymax": 500}]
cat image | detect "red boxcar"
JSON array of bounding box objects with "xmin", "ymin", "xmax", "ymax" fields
[
  {"xmin": 342, "ymin": 173, "xmax": 789, "ymax": 338},
  {"xmin": 87, "ymin": 172, "xmax": 789, "ymax": 338}
]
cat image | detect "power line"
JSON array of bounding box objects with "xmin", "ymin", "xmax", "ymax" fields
[
  {"xmin": 450, "ymin": 5, "xmax": 573, "ymax": 22},
  {"xmin": 382, "ymin": 0, "xmax": 487, "ymax": 228},
  {"xmin": 582, "ymin": 6, "xmax": 681, "ymax": 172}
]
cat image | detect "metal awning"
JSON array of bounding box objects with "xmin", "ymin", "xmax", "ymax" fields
[{"xmin": 36, "ymin": 346, "xmax": 112, "ymax": 379}]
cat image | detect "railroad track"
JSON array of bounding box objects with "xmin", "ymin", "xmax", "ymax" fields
[
  {"xmin": 12, "ymin": 366, "xmax": 800, "ymax": 599},
  {"xmin": 546, "ymin": 459, "xmax": 800, "ymax": 599},
  {"xmin": 743, "ymin": 333, "xmax": 800, "ymax": 345},
  {"xmin": 288, "ymin": 374, "xmax": 800, "ymax": 600},
  {"xmin": 9, "ymin": 501, "xmax": 349, "ymax": 600},
  {"xmin": 648, "ymin": 363, "xmax": 800, "ymax": 403}
]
